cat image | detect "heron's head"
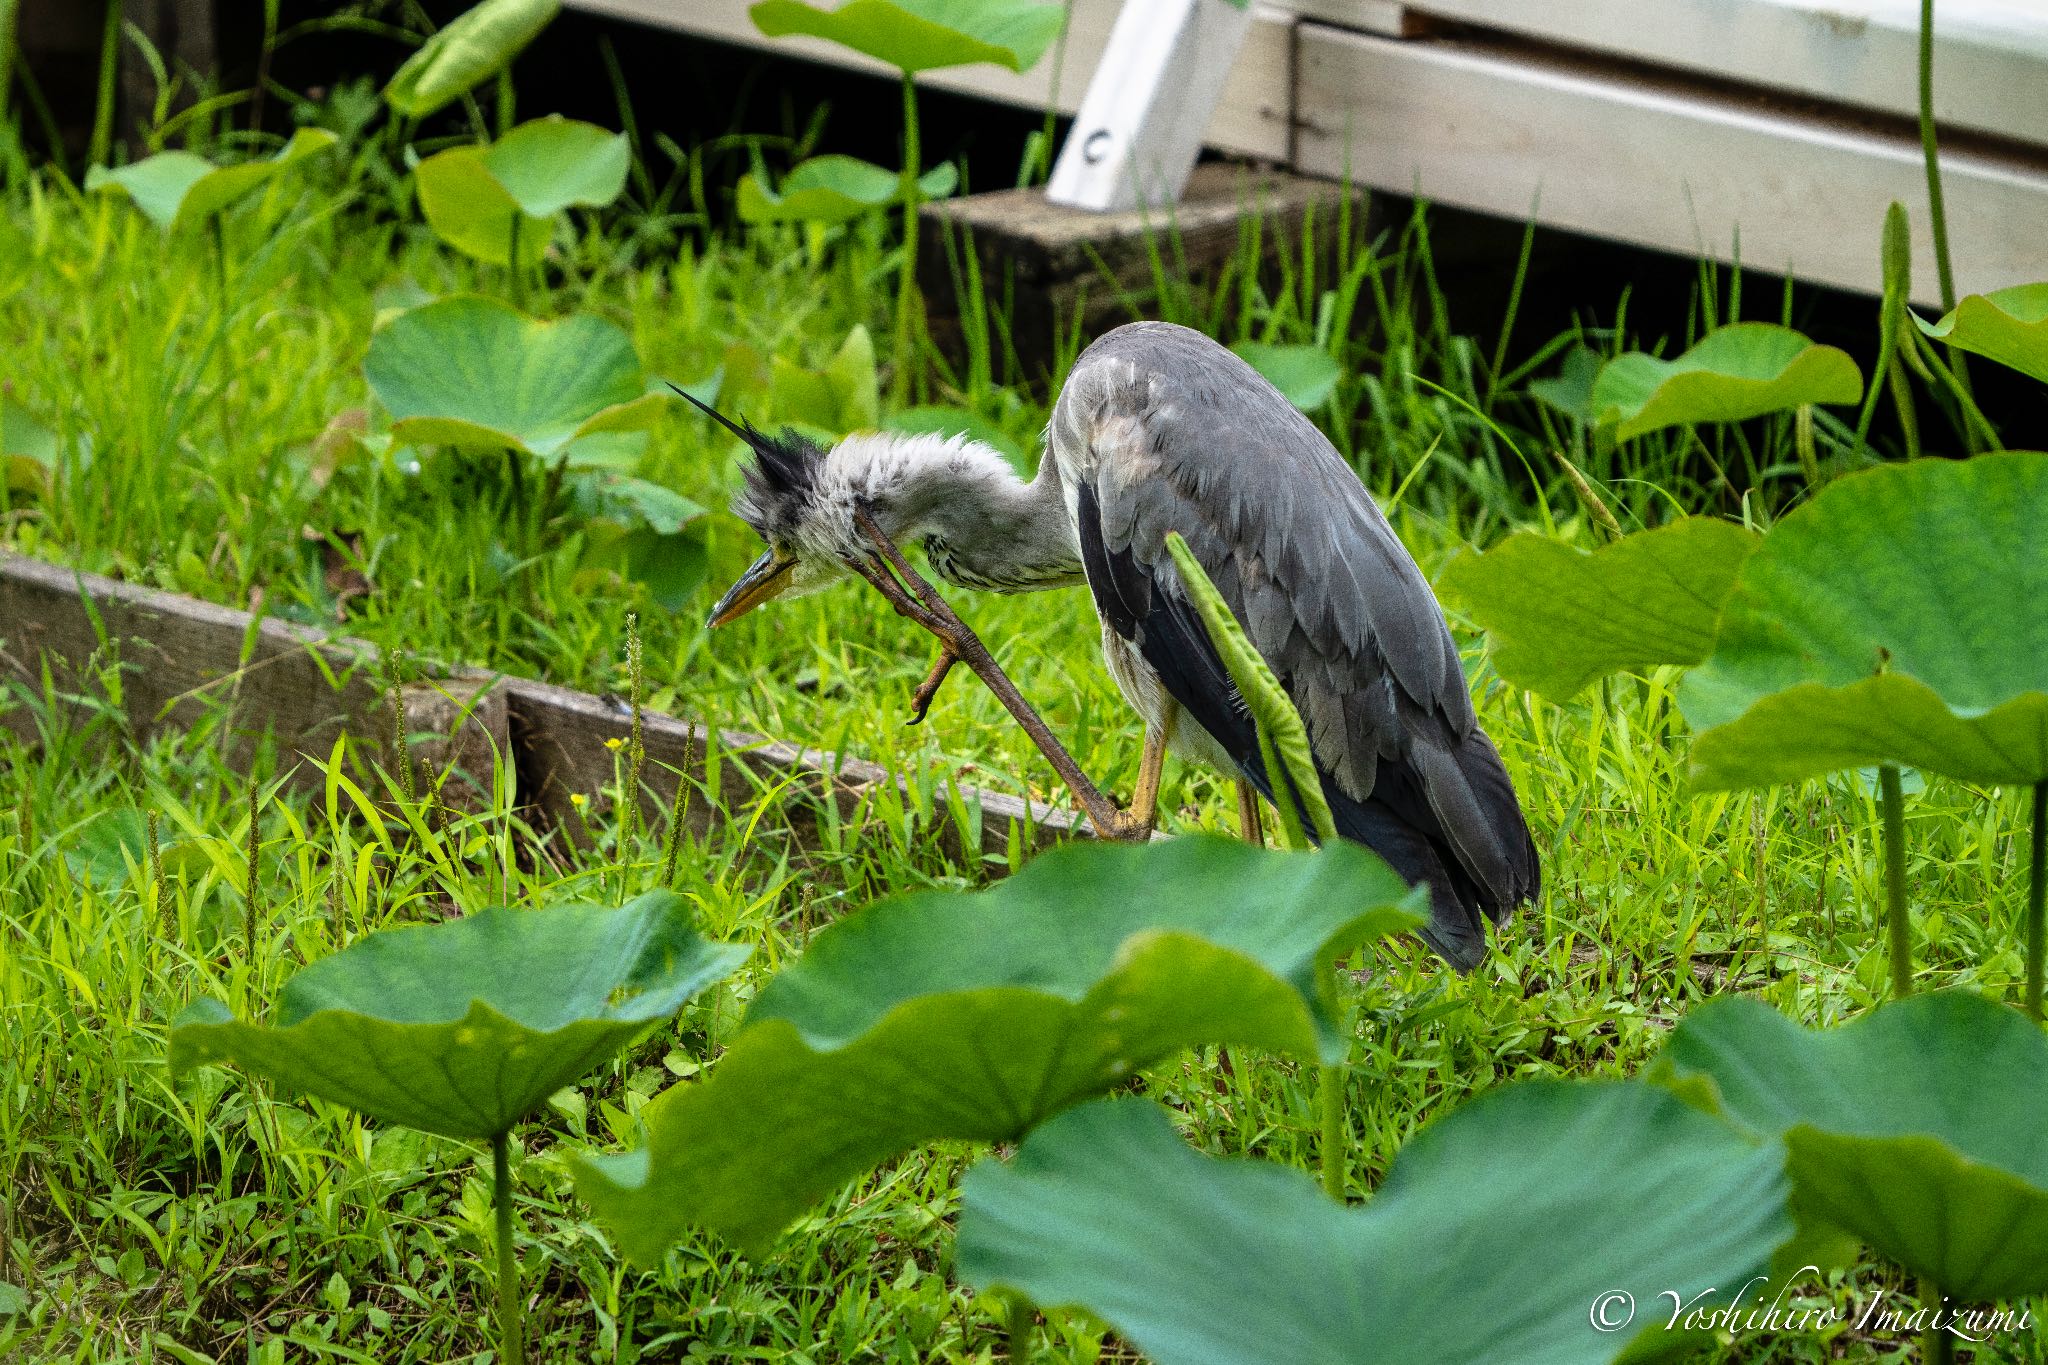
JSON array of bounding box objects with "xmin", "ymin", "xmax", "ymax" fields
[{"xmin": 685, "ymin": 392, "xmax": 910, "ymax": 627}]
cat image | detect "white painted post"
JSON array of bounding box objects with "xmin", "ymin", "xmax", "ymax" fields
[{"xmin": 1045, "ymin": 0, "xmax": 1257, "ymax": 213}]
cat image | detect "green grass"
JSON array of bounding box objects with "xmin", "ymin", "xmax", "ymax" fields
[{"xmin": 3, "ymin": 112, "xmax": 2045, "ymax": 1363}]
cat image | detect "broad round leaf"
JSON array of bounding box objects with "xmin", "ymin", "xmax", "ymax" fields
[
  {"xmin": 574, "ymin": 837, "xmax": 1426, "ymax": 1262},
  {"xmin": 365, "ymin": 296, "xmax": 660, "ymax": 460},
  {"xmin": 958, "ymin": 1086, "xmax": 1793, "ymax": 1365},
  {"xmin": 1681, "ymin": 452, "xmax": 2048, "ymax": 790},
  {"xmin": 1914, "ymin": 283, "xmax": 2048, "ymax": 385},
  {"xmin": 170, "ymin": 893, "xmax": 748, "ymax": 1140},
  {"xmin": 86, "ymin": 153, "xmax": 214, "ymax": 231},
  {"xmin": 414, "ymin": 146, "xmax": 548, "ymax": 269},
  {"xmin": 737, "ymin": 156, "xmax": 957, "ymax": 226},
  {"xmin": 2, "ymin": 399, "xmax": 57, "ymax": 498},
  {"xmin": 750, "ymin": 0, "xmax": 1064, "ymax": 73},
  {"xmin": 86, "ymin": 130, "xmax": 339, "ymax": 234},
  {"xmin": 1440, "ymin": 519, "xmax": 1759, "ymax": 704},
  {"xmin": 483, "ymin": 115, "xmax": 630, "ymax": 218},
  {"xmin": 1591, "ymin": 324, "xmax": 1863, "ymax": 439},
  {"xmin": 384, "ymin": 0, "xmax": 562, "ymax": 119},
  {"xmin": 1656, "ymin": 991, "xmax": 2048, "ymax": 1302},
  {"xmin": 177, "ymin": 128, "xmax": 339, "ymax": 227},
  {"xmin": 1230, "ymin": 342, "xmax": 1342, "ymax": 412}
]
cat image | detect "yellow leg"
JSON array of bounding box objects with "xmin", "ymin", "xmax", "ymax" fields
[
  {"xmin": 1122, "ymin": 722, "xmax": 1169, "ymax": 837},
  {"xmin": 1236, "ymin": 780, "xmax": 1264, "ymax": 846}
]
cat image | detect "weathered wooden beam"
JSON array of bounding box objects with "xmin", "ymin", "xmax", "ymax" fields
[
  {"xmin": 1294, "ymin": 25, "xmax": 2048, "ymax": 306},
  {"xmin": 0, "ymin": 551, "xmax": 1083, "ymax": 860},
  {"xmin": 918, "ymin": 162, "xmax": 1367, "ymax": 370}
]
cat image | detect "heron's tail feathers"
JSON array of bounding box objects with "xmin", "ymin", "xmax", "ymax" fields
[
  {"xmin": 1320, "ymin": 791, "xmax": 1490, "ymax": 970},
  {"xmin": 1413, "ymin": 729, "xmax": 1542, "ymax": 921},
  {"xmin": 1311, "ymin": 730, "xmax": 1538, "ymax": 973}
]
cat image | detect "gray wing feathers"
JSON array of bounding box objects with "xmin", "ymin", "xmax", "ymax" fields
[
  {"xmin": 1057, "ymin": 322, "xmax": 1539, "ymax": 941},
  {"xmin": 1064, "ymin": 324, "xmax": 1471, "ymax": 783}
]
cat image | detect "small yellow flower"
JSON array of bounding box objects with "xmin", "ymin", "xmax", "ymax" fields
[
  {"xmin": 604, "ymin": 737, "xmax": 625, "ymax": 751},
  {"xmin": 570, "ymin": 792, "xmax": 588, "ymax": 809}
]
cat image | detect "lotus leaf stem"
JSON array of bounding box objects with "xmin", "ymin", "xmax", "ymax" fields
[
  {"xmin": 508, "ymin": 214, "xmax": 525, "ymax": 311},
  {"xmin": 88, "ymin": 0, "xmax": 118, "ymax": 170},
  {"xmin": 2026, "ymin": 781, "xmax": 2045, "ymax": 1022},
  {"xmin": 893, "ymin": 70, "xmax": 921, "ymax": 407},
  {"xmin": 1879, "ymin": 765, "xmax": 1912, "ymax": 1000},
  {"xmin": 1921, "ymin": 1279, "xmax": 1954, "ymax": 1365},
  {"xmin": 494, "ymin": 1129, "xmax": 524, "ymax": 1365},
  {"xmin": 1916, "ymin": 0, "xmax": 1957, "ymax": 316},
  {"xmin": 1320, "ymin": 1062, "xmax": 1346, "ymax": 1201},
  {"xmin": 1006, "ymin": 1292, "xmax": 1031, "ymax": 1361}
]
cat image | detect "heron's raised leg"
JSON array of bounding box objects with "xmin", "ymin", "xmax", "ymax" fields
[
  {"xmin": 1236, "ymin": 781, "xmax": 1264, "ymax": 846},
  {"xmin": 849, "ymin": 505, "xmax": 1149, "ymax": 842}
]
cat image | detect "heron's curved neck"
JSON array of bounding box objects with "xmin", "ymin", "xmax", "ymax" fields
[{"xmin": 838, "ymin": 434, "xmax": 1083, "ymax": 593}]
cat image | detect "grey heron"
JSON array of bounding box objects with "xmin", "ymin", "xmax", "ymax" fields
[{"xmin": 694, "ymin": 321, "xmax": 1540, "ymax": 969}]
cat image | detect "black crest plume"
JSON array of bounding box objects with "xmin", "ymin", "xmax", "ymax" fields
[{"xmin": 669, "ymin": 383, "xmax": 823, "ymax": 534}]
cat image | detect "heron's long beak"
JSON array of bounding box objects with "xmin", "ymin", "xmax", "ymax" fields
[{"xmin": 708, "ymin": 550, "xmax": 796, "ymax": 627}]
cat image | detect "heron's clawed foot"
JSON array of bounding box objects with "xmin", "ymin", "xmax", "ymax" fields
[
  {"xmin": 1094, "ymin": 808, "xmax": 1158, "ymax": 842},
  {"xmin": 906, "ymin": 648, "xmax": 959, "ymax": 725}
]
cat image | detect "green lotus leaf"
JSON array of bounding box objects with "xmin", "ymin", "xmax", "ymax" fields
[
  {"xmin": 958, "ymin": 1085, "xmax": 1793, "ymax": 1365},
  {"xmin": 86, "ymin": 129, "xmax": 337, "ymax": 233},
  {"xmin": 415, "ymin": 146, "xmax": 544, "ymax": 269},
  {"xmin": 171, "ymin": 893, "xmax": 748, "ymax": 1140},
  {"xmin": 1591, "ymin": 324, "xmax": 1863, "ymax": 439},
  {"xmin": 762, "ymin": 325, "xmax": 880, "ymax": 434},
  {"xmin": 384, "ymin": 0, "xmax": 561, "ymax": 119},
  {"xmin": 1440, "ymin": 519, "xmax": 1760, "ymax": 704},
  {"xmin": 1681, "ymin": 452, "xmax": 2048, "ymax": 790},
  {"xmin": 365, "ymin": 296, "xmax": 662, "ymax": 462},
  {"xmin": 88, "ymin": 152, "xmax": 212, "ymax": 232},
  {"xmin": 1655, "ymin": 991, "xmax": 2048, "ymax": 1301},
  {"xmin": 574, "ymin": 837, "xmax": 1425, "ymax": 1262},
  {"xmin": 737, "ymin": 155, "xmax": 957, "ymax": 226},
  {"xmin": 1231, "ymin": 342, "xmax": 1342, "ymax": 412},
  {"xmin": 750, "ymin": 0, "xmax": 1064, "ymax": 74},
  {"xmin": 3, "ymin": 399, "xmax": 57, "ymax": 498},
  {"xmin": 1528, "ymin": 344, "xmax": 1602, "ymax": 423},
  {"xmin": 1913, "ymin": 283, "xmax": 2048, "ymax": 385},
  {"xmin": 0, "ymin": 399, "xmax": 55, "ymax": 464},
  {"xmin": 484, "ymin": 115, "xmax": 630, "ymax": 218}
]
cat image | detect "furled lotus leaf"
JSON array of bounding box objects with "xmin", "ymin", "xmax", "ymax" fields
[{"xmin": 384, "ymin": 0, "xmax": 562, "ymax": 119}]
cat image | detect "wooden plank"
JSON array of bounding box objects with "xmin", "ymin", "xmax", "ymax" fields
[
  {"xmin": 1046, "ymin": 0, "xmax": 1256, "ymax": 212},
  {"xmin": 562, "ymin": 0, "xmax": 1295, "ymax": 162},
  {"xmin": 1397, "ymin": 0, "xmax": 2048, "ymax": 148},
  {"xmin": 920, "ymin": 163, "xmax": 1364, "ymax": 366},
  {"xmin": 1, "ymin": 551, "xmax": 405, "ymax": 780},
  {"xmin": 1294, "ymin": 25, "xmax": 2048, "ymax": 305},
  {"xmin": 0, "ymin": 552, "xmax": 1080, "ymax": 859}
]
